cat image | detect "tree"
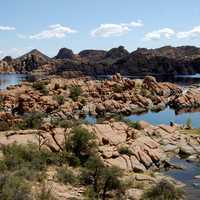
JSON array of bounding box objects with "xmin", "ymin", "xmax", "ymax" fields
[{"xmin": 65, "ymin": 127, "xmax": 97, "ymax": 164}]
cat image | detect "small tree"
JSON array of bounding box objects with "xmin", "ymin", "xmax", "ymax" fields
[
  {"xmin": 69, "ymin": 86, "xmax": 82, "ymax": 101},
  {"xmin": 67, "ymin": 127, "xmax": 97, "ymax": 164},
  {"xmin": 81, "ymin": 157, "xmax": 125, "ymax": 200},
  {"xmin": 186, "ymin": 117, "xmax": 192, "ymax": 129},
  {"xmin": 101, "ymin": 166, "xmax": 123, "ymax": 200}
]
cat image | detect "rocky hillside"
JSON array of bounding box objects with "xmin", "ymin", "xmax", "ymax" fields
[{"xmin": 1, "ymin": 45, "xmax": 200, "ymax": 76}]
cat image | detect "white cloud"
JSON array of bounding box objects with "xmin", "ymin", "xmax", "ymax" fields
[
  {"xmin": 0, "ymin": 26, "xmax": 15, "ymax": 31},
  {"xmin": 0, "ymin": 51, "xmax": 4, "ymax": 59},
  {"xmin": 144, "ymin": 28, "xmax": 175, "ymax": 41},
  {"xmin": 30, "ymin": 24, "xmax": 77, "ymax": 40},
  {"xmin": 177, "ymin": 26, "xmax": 200, "ymax": 39},
  {"xmin": 91, "ymin": 20, "xmax": 143, "ymax": 37},
  {"xmin": 17, "ymin": 34, "xmax": 27, "ymax": 39}
]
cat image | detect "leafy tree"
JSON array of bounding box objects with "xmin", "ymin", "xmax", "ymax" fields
[
  {"xmin": 66, "ymin": 127, "xmax": 97, "ymax": 164},
  {"xmin": 81, "ymin": 156, "xmax": 124, "ymax": 200}
]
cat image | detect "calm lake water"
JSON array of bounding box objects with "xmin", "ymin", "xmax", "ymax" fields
[
  {"xmin": 126, "ymin": 107, "xmax": 200, "ymax": 128},
  {"xmin": 164, "ymin": 158, "xmax": 200, "ymax": 200},
  {"xmin": 0, "ymin": 73, "xmax": 27, "ymax": 90}
]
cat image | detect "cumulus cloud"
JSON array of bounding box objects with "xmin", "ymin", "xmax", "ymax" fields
[
  {"xmin": 91, "ymin": 20, "xmax": 143, "ymax": 37},
  {"xmin": 30, "ymin": 24, "xmax": 77, "ymax": 40},
  {"xmin": 177, "ymin": 26, "xmax": 200, "ymax": 39},
  {"xmin": 144, "ymin": 28, "xmax": 175, "ymax": 41},
  {"xmin": 0, "ymin": 26, "xmax": 15, "ymax": 31}
]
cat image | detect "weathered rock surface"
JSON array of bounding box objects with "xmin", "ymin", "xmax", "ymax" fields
[{"xmin": 0, "ymin": 120, "xmax": 199, "ymax": 173}]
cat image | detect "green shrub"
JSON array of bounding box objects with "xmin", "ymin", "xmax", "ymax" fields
[
  {"xmin": 123, "ymin": 119, "xmax": 141, "ymax": 130},
  {"xmin": 142, "ymin": 179, "xmax": 184, "ymax": 200},
  {"xmin": 51, "ymin": 118, "xmax": 81, "ymax": 129},
  {"xmin": 0, "ymin": 174, "xmax": 32, "ymax": 200},
  {"xmin": 66, "ymin": 127, "xmax": 97, "ymax": 164},
  {"xmin": 0, "ymin": 121, "xmax": 10, "ymax": 131},
  {"xmin": 81, "ymin": 156, "xmax": 125, "ymax": 199},
  {"xmin": 16, "ymin": 112, "xmax": 45, "ymax": 130},
  {"xmin": 2, "ymin": 143, "xmax": 57, "ymax": 172},
  {"xmin": 118, "ymin": 146, "xmax": 132, "ymax": 156},
  {"xmin": 186, "ymin": 117, "xmax": 192, "ymax": 129},
  {"xmin": 56, "ymin": 167, "xmax": 77, "ymax": 185},
  {"xmin": 14, "ymin": 167, "xmax": 46, "ymax": 182},
  {"xmin": 112, "ymin": 84, "xmax": 124, "ymax": 93},
  {"xmin": 33, "ymin": 82, "xmax": 48, "ymax": 95},
  {"xmin": 69, "ymin": 86, "xmax": 82, "ymax": 101},
  {"xmin": 36, "ymin": 183, "xmax": 56, "ymax": 200},
  {"xmin": 0, "ymin": 96, "xmax": 4, "ymax": 111},
  {"xmin": 53, "ymin": 95, "xmax": 65, "ymax": 105}
]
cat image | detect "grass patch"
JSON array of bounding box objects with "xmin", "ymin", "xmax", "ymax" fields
[{"xmin": 56, "ymin": 167, "xmax": 78, "ymax": 186}]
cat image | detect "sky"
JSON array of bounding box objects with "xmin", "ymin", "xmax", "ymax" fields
[{"xmin": 0, "ymin": 0, "xmax": 200, "ymax": 58}]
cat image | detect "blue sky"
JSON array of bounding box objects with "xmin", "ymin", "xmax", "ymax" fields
[{"xmin": 0, "ymin": 0, "xmax": 200, "ymax": 58}]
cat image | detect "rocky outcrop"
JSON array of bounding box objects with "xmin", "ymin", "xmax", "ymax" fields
[
  {"xmin": 54, "ymin": 48, "xmax": 75, "ymax": 60},
  {"xmin": 78, "ymin": 49, "xmax": 107, "ymax": 62},
  {"xmin": 170, "ymin": 88, "xmax": 200, "ymax": 109},
  {"xmin": 2, "ymin": 45, "xmax": 200, "ymax": 76},
  {"xmin": 0, "ymin": 120, "xmax": 199, "ymax": 172}
]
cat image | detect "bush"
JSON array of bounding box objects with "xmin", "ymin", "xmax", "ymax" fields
[
  {"xmin": 14, "ymin": 167, "xmax": 46, "ymax": 182},
  {"xmin": 36, "ymin": 183, "xmax": 56, "ymax": 200},
  {"xmin": 16, "ymin": 112, "xmax": 45, "ymax": 130},
  {"xmin": 81, "ymin": 156, "xmax": 125, "ymax": 199},
  {"xmin": 112, "ymin": 84, "xmax": 124, "ymax": 93},
  {"xmin": 0, "ymin": 96, "xmax": 4, "ymax": 111},
  {"xmin": 2, "ymin": 143, "xmax": 57, "ymax": 173},
  {"xmin": 53, "ymin": 95, "xmax": 65, "ymax": 105},
  {"xmin": 66, "ymin": 127, "xmax": 97, "ymax": 164},
  {"xmin": 0, "ymin": 174, "xmax": 32, "ymax": 200},
  {"xmin": 69, "ymin": 86, "xmax": 82, "ymax": 101},
  {"xmin": 123, "ymin": 119, "xmax": 141, "ymax": 130},
  {"xmin": 51, "ymin": 118, "xmax": 81, "ymax": 129},
  {"xmin": 142, "ymin": 179, "xmax": 184, "ymax": 200},
  {"xmin": 56, "ymin": 167, "xmax": 78, "ymax": 185},
  {"xmin": 118, "ymin": 146, "xmax": 132, "ymax": 156},
  {"xmin": 0, "ymin": 121, "xmax": 10, "ymax": 131},
  {"xmin": 186, "ymin": 117, "xmax": 192, "ymax": 129},
  {"xmin": 33, "ymin": 82, "xmax": 48, "ymax": 95}
]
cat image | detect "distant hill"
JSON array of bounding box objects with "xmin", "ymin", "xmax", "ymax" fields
[{"xmin": 1, "ymin": 45, "xmax": 200, "ymax": 76}]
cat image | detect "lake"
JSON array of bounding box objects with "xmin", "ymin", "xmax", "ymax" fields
[
  {"xmin": 164, "ymin": 158, "xmax": 200, "ymax": 200},
  {"xmin": 0, "ymin": 73, "xmax": 200, "ymax": 128},
  {"xmin": 0, "ymin": 73, "xmax": 27, "ymax": 90}
]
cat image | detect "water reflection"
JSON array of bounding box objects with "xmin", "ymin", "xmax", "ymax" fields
[{"xmin": 0, "ymin": 73, "xmax": 27, "ymax": 90}]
